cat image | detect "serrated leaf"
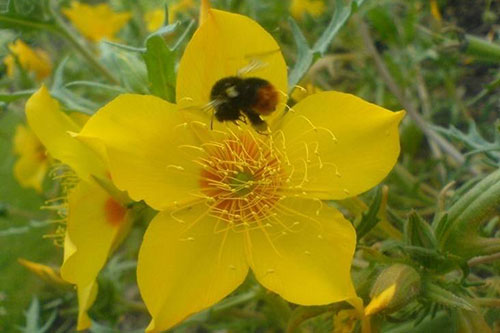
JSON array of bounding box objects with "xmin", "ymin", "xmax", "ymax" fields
[
  {"xmin": 143, "ymin": 35, "xmax": 176, "ymax": 102},
  {"xmin": 434, "ymin": 121, "xmax": 500, "ymax": 164},
  {"xmin": 17, "ymin": 297, "xmax": 56, "ymax": 333}
]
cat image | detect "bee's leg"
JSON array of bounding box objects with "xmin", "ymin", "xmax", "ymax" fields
[
  {"xmin": 242, "ymin": 109, "xmax": 268, "ymax": 134},
  {"xmin": 239, "ymin": 115, "xmax": 248, "ymax": 124}
]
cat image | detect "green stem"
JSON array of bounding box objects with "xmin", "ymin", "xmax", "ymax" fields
[
  {"xmin": 47, "ymin": 1, "xmax": 119, "ymax": 84},
  {"xmin": 55, "ymin": 28, "xmax": 119, "ymax": 84},
  {"xmin": 0, "ymin": 14, "xmax": 58, "ymax": 32},
  {"xmin": 0, "ymin": 9, "xmax": 119, "ymax": 84}
]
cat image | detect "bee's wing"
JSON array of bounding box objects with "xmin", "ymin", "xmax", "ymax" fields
[
  {"xmin": 237, "ymin": 59, "xmax": 268, "ymax": 77},
  {"xmin": 236, "ymin": 49, "xmax": 280, "ymax": 77}
]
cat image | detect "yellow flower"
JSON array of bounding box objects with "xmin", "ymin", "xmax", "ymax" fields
[
  {"xmin": 144, "ymin": 8, "xmax": 165, "ymax": 32},
  {"xmin": 62, "ymin": 1, "xmax": 132, "ymax": 42},
  {"xmin": 78, "ymin": 7, "xmax": 404, "ymax": 332},
  {"xmin": 25, "ymin": 86, "xmax": 132, "ymax": 330},
  {"xmin": 12, "ymin": 124, "xmax": 49, "ymax": 192},
  {"xmin": 3, "ymin": 40, "xmax": 52, "ymax": 80},
  {"xmin": 290, "ymin": 0, "xmax": 326, "ymax": 19}
]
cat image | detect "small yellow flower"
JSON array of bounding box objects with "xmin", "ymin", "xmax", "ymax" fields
[
  {"xmin": 79, "ymin": 8, "xmax": 404, "ymax": 332},
  {"xmin": 12, "ymin": 124, "xmax": 49, "ymax": 192},
  {"xmin": 290, "ymin": 0, "xmax": 326, "ymax": 20},
  {"xmin": 62, "ymin": 1, "xmax": 132, "ymax": 42},
  {"xmin": 144, "ymin": 8, "xmax": 166, "ymax": 32},
  {"xmin": 25, "ymin": 86, "xmax": 132, "ymax": 330},
  {"xmin": 3, "ymin": 40, "xmax": 52, "ymax": 80}
]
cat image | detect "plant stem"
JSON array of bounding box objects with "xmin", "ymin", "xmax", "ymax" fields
[
  {"xmin": 0, "ymin": 15, "xmax": 58, "ymax": 31},
  {"xmin": 358, "ymin": 19, "xmax": 466, "ymax": 166},
  {"xmin": 47, "ymin": 0, "xmax": 119, "ymax": 84}
]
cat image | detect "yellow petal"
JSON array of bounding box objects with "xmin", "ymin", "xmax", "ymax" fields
[
  {"xmin": 364, "ymin": 284, "xmax": 396, "ymax": 316},
  {"xmin": 61, "ymin": 180, "xmax": 131, "ymax": 287},
  {"xmin": 13, "ymin": 154, "xmax": 48, "ymax": 192},
  {"xmin": 247, "ymin": 197, "xmax": 357, "ymax": 305},
  {"xmin": 277, "ymin": 91, "xmax": 404, "ymax": 200},
  {"xmin": 17, "ymin": 258, "xmax": 70, "ymax": 287},
  {"xmin": 63, "ymin": 1, "xmax": 131, "ymax": 42},
  {"xmin": 76, "ymin": 281, "xmax": 98, "ymax": 330},
  {"xmin": 138, "ymin": 204, "xmax": 248, "ymax": 332},
  {"xmin": 176, "ymin": 9, "xmax": 287, "ymax": 126},
  {"xmin": 25, "ymin": 86, "xmax": 107, "ymax": 181},
  {"xmin": 13, "ymin": 125, "xmax": 48, "ymax": 192},
  {"xmin": 79, "ymin": 94, "xmax": 206, "ymax": 210},
  {"xmin": 6, "ymin": 40, "xmax": 52, "ymax": 80}
]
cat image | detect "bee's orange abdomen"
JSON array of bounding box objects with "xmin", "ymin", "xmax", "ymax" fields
[{"xmin": 252, "ymin": 84, "xmax": 279, "ymax": 116}]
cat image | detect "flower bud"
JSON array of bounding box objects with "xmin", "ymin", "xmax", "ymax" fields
[
  {"xmin": 365, "ymin": 264, "xmax": 421, "ymax": 316},
  {"xmin": 405, "ymin": 211, "xmax": 437, "ymax": 249},
  {"xmin": 437, "ymin": 169, "xmax": 500, "ymax": 259}
]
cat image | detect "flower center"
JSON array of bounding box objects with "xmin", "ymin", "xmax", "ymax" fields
[
  {"xmin": 198, "ymin": 133, "xmax": 284, "ymax": 226},
  {"xmin": 229, "ymin": 170, "xmax": 254, "ymax": 196}
]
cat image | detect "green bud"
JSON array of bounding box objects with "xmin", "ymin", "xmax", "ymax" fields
[
  {"xmin": 365, "ymin": 264, "xmax": 421, "ymax": 316},
  {"xmin": 437, "ymin": 168, "xmax": 500, "ymax": 259},
  {"xmin": 405, "ymin": 211, "xmax": 437, "ymax": 249}
]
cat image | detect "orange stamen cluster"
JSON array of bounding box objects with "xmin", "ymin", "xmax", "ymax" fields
[{"xmin": 198, "ymin": 133, "xmax": 284, "ymax": 228}]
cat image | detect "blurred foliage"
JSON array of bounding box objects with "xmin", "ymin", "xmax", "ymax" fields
[{"xmin": 1, "ymin": 0, "xmax": 499, "ymax": 332}]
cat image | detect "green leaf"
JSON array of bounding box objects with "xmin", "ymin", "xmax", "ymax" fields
[
  {"xmin": 287, "ymin": 17, "xmax": 313, "ymax": 92},
  {"xmin": 287, "ymin": 0, "xmax": 366, "ymax": 91},
  {"xmin": 312, "ymin": 0, "xmax": 365, "ymax": 55},
  {"xmin": 404, "ymin": 211, "xmax": 437, "ymax": 249},
  {"xmin": 0, "ymin": 89, "xmax": 35, "ymax": 102},
  {"xmin": 145, "ymin": 21, "xmax": 180, "ymax": 42},
  {"xmin": 439, "ymin": 168, "xmax": 500, "ymax": 258},
  {"xmin": 435, "ymin": 121, "xmax": 500, "ymax": 164},
  {"xmin": 100, "ymin": 43, "xmax": 149, "ymax": 94},
  {"xmin": 143, "ymin": 35, "xmax": 176, "ymax": 102},
  {"xmin": 172, "ymin": 19, "xmax": 196, "ymax": 50},
  {"xmin": 424, "ymin": 283, "xmax": 474, "ymax": 311},
  {"xmin": 356, "ymin": 187, "xmax": 382, "ymax": 239},
  {"xmin": 103, "ymin": 41, "xmax": 146, "ymax": 53},
  {"xmin": 17, "ymin": 297, "xmax": 56, "ymax": 333}
]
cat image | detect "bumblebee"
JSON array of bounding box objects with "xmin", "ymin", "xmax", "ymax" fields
[{"xmin": 209, "ymin": 76, "xmax": 279, "ymax": 133}]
